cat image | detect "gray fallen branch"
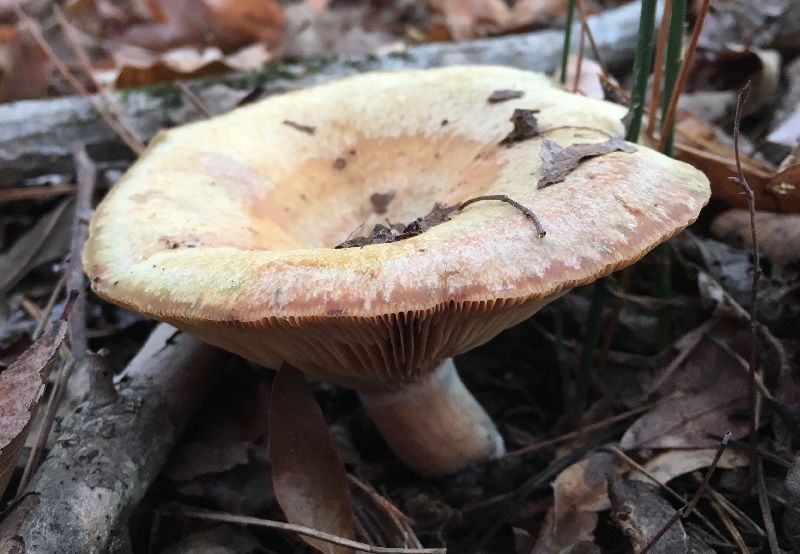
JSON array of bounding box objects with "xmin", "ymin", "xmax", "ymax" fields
[
  {"xmin": 0, "ymin": 324, "xmax": 226, "ymax": 554},
  {"xmin": 0, "ymin": 0, "xmax": 650, "ymax": 186}
]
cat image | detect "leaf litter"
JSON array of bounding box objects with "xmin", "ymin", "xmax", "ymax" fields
[{"xmin": 537, "ymin": 136, "xmax": 637, "ymax": 189}]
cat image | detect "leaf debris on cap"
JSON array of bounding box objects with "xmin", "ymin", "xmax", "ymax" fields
[
  {"xmin": 499, "ymin": 109, "xmax": 539, "ymax": 145},
  {"xmin": 487, "ymin": 89, "xmax": 525, "ymax": 103},
  {"xmin": 282, "ymin": 120, "xmax": 316, "ymax": 135},
  {"xmin": 537, "ymin": 136, "xmax": 636, "ymax": 189}
]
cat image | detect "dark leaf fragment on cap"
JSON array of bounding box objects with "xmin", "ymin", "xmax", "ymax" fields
[
  {"xmin": 282, "ymin": 120, "xmax": 316, "ymax": 135},
  {"xmin": 499, "ymin": 109, "xmax": 539, "ymax": 145},
  {"xmin": 487, "ymin": 89, "xmax": 525, "ymax": 103},
  {"xmin": 370, "ymin": 191, "xmax": 396, "ymax": 215},
  {"xmin": 537, "ymin": 136, "xmax": 636, "ymax": 189},
  {"xmin": 335, "ymin": 203, "xmax": 459, "ymax": 249}
]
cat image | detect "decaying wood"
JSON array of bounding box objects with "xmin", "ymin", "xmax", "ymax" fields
[
  {"xmin": 0, "ymin": 325, "xmax": 226, "ymax": 554},
  {"xmin": 0, "ymin": 0, "xmax": 650, "ymax": 186}
]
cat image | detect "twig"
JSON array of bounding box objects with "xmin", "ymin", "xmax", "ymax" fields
[
  {"xmin": 65, "ymin": 143, "xmax": 95, "ymax": 359},
  {"xmin": 576, "ymin": 0, "xmax": 606, "ymax": 74},
  {"xmin": 732, "ymin": 82, "xmax": 778, "ymax": 554},
  {"xmin": 608, "ymin": 445, "xmax": 729, "ymax": 544},
  {"xmin": 161, "ymin": 506, "xmax": 446, "ymax": 554},
  {"xmin": 31, "ymin": 272, "xmax": 67, "ymax": 340},
  {"xmin": 638, "ymin": 431, "xmax": 732, "ymax": 554},
  {"xmin": 176, "ymin": 81, "xmax": 213, "ymax": 118},
  {"xmin": 645, "ymin": 0, "xmax": 673, "ymax": 139},
  {"xmin": 0, "ymin": 325, "xmax": 226, "ymax": 553},
  {"xmin": 657, "ymin": 0, "xmax": 709, "ymax": 153},
  {"xmin": 458, "ymin": 194, "xmax": 546, "ymax": 237},
  {"xmin": 53, "ymin": 6, "xmax": 144, "ymax": 149},
  {"xmin": 0, "ymin": 185, "xmax": 76, "ymax": 203},
  {"xmin": 571, "ymin": 14, "xmax": 586, "ymax": 94},
  {"xmin": 709, "ymin": 499, "xmax": 750, "ymax": 554},
  {"xmin": 732, "ymin": 82, "xmax": 761, "ymax": 477},
  {"xmin": 14, "ymin": 7, "xmax": 145, "ymax": 156},
  {"xmin": 505, "ymin": 398, "xmax": 662, "ymax": 457}
]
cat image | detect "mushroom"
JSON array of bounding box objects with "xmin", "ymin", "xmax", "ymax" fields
[{"xmin": 83, "ymin": 66, "xmax": 710, "ymax": 476}]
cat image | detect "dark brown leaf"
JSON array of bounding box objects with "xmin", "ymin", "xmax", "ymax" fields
[
  {"xmin": 537, "ymin": 136, "xmax": 636, "ymax": 189},
  {"xmin": 487, "ymin": 89, "xmax": 524, "ymax": 103},
  {"xmin": 499, "ymin": 108, "xmax": 539, "ymax": 145},
  {"xmin": 269, "ymin": 365, "xmax": 355, "ymax": 554},
  {"xmin": 0, "ymin": 316, "xmax": 68, "ymax": 497},
  {"xmin": 335, "ymin": 203, "xmax": 458, "ymax": 248}
]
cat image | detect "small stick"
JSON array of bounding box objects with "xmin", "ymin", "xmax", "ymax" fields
[
  {"xmin": 458, "ymin": 194, "xmax": 546, "ymax": 237},
  {"xmin": 571, "ymin": 15, "xmax": 586, "ymax": 94},
  {"xmin": 638, "ymin": 431, "xmax": 732, "ymax": 554},
  {"xmin": 32, "ymin": 272, "xmax": 68, "ymax": 339},
  {"xmin": 645, "ymin": 0, "xmax": 673, "ymax": 139},
  {"xmin": 657, "ymin": 0, "xmax": 710, "ymax": 152},
  {"xmin": 577, "ymin": 0, "xmax": 607, "ymax": 75},
  {"xmin": 160, "ymin": 505, "xmax": 447, "ymax": 554},
  {"xmin": 0, "ymin": 184, "xmax": 76, "ymax": 204},
  {"xmin": 176, "ymin": 81, "xmax": 213, "ymax": 118}
]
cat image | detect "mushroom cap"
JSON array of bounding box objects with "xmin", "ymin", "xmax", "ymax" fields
[{"xmin": 83, "ymin": 66, "xmax": 710, "ymax": 389}]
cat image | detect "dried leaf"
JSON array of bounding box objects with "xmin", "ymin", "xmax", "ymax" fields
[
  {"xmin": 563, "ymin": 55, "xmax": 618, "ymax": 101},
  {"xmin": 630, "ymin": 448, "xmax": 749, "ymax": 485},
  {"xmin": 509, "ymin": 0, "xmax": 598, "ymax": 32},
  {"xmin": 0, "ymin": 24, "xmax": 51, "ymax": 103},
  {"xmin": 0, "ymin": 199, "xmax": 73, "ymax": 296},
  {"xmin": 537, "ymin": 137, "xmax": 636, "ymax": 189},
  {"xmin": 269, "ymin": 365, "xmax": 355, "ymax": 554},
  {"xmin": 109, "ymin": 43, "xmax": 271, "ymax": 88},
  {"xmin": 0, "ymin": 316, "xmax": 68, "ymax": 497},
  {"xmin": 711, "ymin": 208, "xmax": 800, "ymax": 265},
  {"xmin": 609, "ymin": 477, "xmax": 690, "ymax": 554},
  {"xmin": 533, "ymin": 452, "xmax": 618, "ymax": 553},
  {"xmin": 121, "ymin": 0, "xmax": 283, "ymax": 53},
  {"xmin": 335, "ymin": 203, "xmax": 458, "ymax": 248},
  {"xmin": 426, "ymin": 0, "xmax": 510, "ymax": 41},
  {"xmin": 487, "ymin": 89, "xmax": 524, "ymax": 103},
  {"xmin": 499, "ymin": 109, "xmax": 539, "ymax": 145},
  {"xmin": 620, "ymin": 322, "xmax": 750, "ymax": 450}
]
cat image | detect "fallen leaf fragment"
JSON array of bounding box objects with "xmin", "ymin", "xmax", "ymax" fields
[
  {"xmin": 499, "ymin": 109, "xmax": 539, "ymax": 146},
  {"xmin": 425, "ymin": 0, "xmax": 510, "ymax": 41},
  {"xmin": 537, "ymin": 137, "xmax": 636, "ymax": 189},
  {"xmin": 630, "ymin": 448, "xmax": 748, "ymax": 485},
  {"xmin": 620, "ymin": 322, "xmax": 750, "ymax": 450},
  {"xmin": 532, "ymin": 452, "xmax": 618, "ymax": 553},
  {"xmin": 711, "ymin": 208, "xmax": 800, "ymax": 265},
  {"xmin": 0, "ymin": 24, "xmax": 51, "ymax": 103},
  {"xmin": 336, "ymin": 203, "xmax": 458, "ymax": 248},
  {"xmin": 563, "ymin": 55, "xmax": 618, "ymax": 100},
  {"xmin": 509, "ymin": 0, "xmax": 598, "ymax": 32},
  {"xmin": 269, "ymin": 365, "xmax": 355, "ymax": 554},
  {"xmin": 0, "ymin": 314, "xmax": 68, "ymax": 497},
  {"xmin": 370, "ymin": 191, "xmax": 395, "ymax": 215},
  {"xmin": 109, "ymin": 43, "xmax": 271, "ymax": 88},
  {"xmin": 487, "ymin": 89, "xmax": 524, "ymax": 103}
]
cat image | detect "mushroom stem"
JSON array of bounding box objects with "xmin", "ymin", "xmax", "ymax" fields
[{"xmin": 358, "ymin": 358, "xmax": 505, "ymax": 476}]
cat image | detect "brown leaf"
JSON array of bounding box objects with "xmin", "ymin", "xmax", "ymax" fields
[
  {"xmin": 487, "ymin": 89, "xmax": 524, "ymax": 103},
  {"xmin": 110, "ymin": 43, "xmax": 271, "ymax": 88},
  {"xmin": 0, "ymin": 316, "xmax": 68, "ymax": 497},
  {"xmin": 499, "ymin": 109, "xmax": 539, "ymax": 145},
  {"xmin": 630, "ymin": 448, "xmax": 748, "ymax": 485},
  {"xmin": 269, "ymin": 365, "xmax": 355, "ymax": 554},
  {"xmin": 426, "ymin": 0, "xmax": 510, "ymax": 41},
  {"xmin": 0, "ymin": 24, "xmax": 52, "ymax": 103},
  {"xmin": 121, "ymin": 0, "xmax": 284, "ymax": 53},
  {"xmin": 532, "ymin": 452, "xmax": 618, "ymax": 553},
  {"xmin": 619, "ymin": 322, "xmax": 750, "ymax": 450},
  {"xmin": 711, "ymin": 208, "xmax": 800, "ymax": 265},
  {"xmin": 335, "ymin": 203, "xmax": 458, "ymax": 248},
  {"xmin": 0, "ymin": 199, "xmax": 73, "ymax": 295},
  {"xmin": 537, "ymin": 137, "xmax": 636, "ymax": 189},
  {"xmin": 609, "ymin": 477, "xmax": 690, "ymax": 554},
  {"xmin": 509, "ymin": 0, "xmax": 598, "ymax": 32},
  {"xmin": 563, "ymin": 55, "xmax": 618, "ymax": 101}
]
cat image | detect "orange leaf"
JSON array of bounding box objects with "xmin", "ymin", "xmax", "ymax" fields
[{"xmin": 269, "ymin": 365, "xmax": 355, "ymax": 554}]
